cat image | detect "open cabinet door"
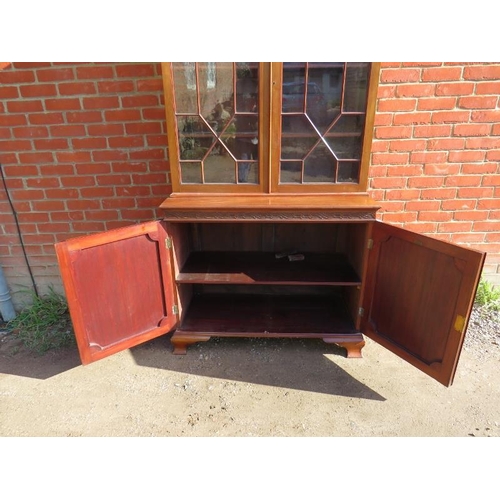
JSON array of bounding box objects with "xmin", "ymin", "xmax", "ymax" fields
[
  {"xmin": 362, "ymin": 221, "xmax": 485, "ymax": 387},
  {"xmin": 55, "ymin": 221, "xmax": 178, "ymax": 365}
]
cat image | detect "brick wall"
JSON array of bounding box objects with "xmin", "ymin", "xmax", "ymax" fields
[
  {"xmin": 0, "ymin": 61, "xmax": 499, "ymax": 309},
  {"xmin": 0, "ymin": 62, "xmax": 170, "ymax": 306},
  {"xmin": 370, "ymin": 62, "xmax": 500, "ymax": 284}
]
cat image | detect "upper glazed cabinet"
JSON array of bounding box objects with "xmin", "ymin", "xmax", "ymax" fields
[{"xmin": 161, "ymin": 62, "xmax": 379, "ymax": 194}]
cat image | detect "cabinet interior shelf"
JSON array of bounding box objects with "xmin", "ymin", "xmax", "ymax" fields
[
  {"xmin": 176, "ymin": 251, "xmax": 361, "ymax": 286},
  {"xmin": 178, "ymin": 293, "xmax": 358, "ymax": 335}
]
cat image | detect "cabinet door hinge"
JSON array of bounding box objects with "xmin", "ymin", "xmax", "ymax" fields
[
  {"xmin": 172, "ymin": 304, "xmax": 179, "ymax": 315},
  {"xmin": 165, "ymin": 237, "xmax": 172, "ymax": 249},
  {"xmin": 367, "ymin": 239, "xmax": 373, "ymax": 250},
  {"xmin": 358, "ymin": 307, "xmax": 365, "ymax": 317},
  {"xmin": 454, "ymin": 314, "xmax": 466, "ymax": 334}
]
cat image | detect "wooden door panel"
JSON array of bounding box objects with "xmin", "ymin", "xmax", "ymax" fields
[
  {"xmin": 55, "ymin": 221, "xmax": 178, "ymax": 365},
  {"xmin": 362, "ymin": 221, "xmax": 485, "ymax": 387}
]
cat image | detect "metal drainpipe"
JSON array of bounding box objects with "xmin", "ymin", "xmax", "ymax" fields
[{"xmin": 0, "ymin": 265, "xmax": 16, "ymax": 321}]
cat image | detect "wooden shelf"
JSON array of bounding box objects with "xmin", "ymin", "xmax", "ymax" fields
[
  {"xmin": 177, "ymin": 293, "xmax": 358, "ymax": 336},
  {"xmin": 176, "ymin": 251, "xmax": 361, "ymax": 285}
]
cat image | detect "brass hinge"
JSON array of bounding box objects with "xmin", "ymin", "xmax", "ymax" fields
[
  {"xmin": 172, "ymin": 304, "xmax": 179, "ymax": 315},
  {"xmin": 367, "ymin": 239, "xmax": 373, "ymax": 250},
  {"xmin": 454, "ymin": 314, "xmax": 466, "ymax": 334},
  {"xmin": 165, "ymin": 237, "xmax": 172, "ymax": 249},
  {"xmin": 359, "ymin": 307, "xmax": 365, "ymax": 317}
]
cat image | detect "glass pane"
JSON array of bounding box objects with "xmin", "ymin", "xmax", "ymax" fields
[
  {"xmin": 338, "ymin": 162, "xmax": 360, "ymax": 183},
  {"xmin": 282, "ymin": 63, "xmax": 306, "ymax": 113},
  {"xmin": 236, "ymin": 63, "xmax": 259, "ymax": 113},
  {"xmin": 304, "ymin": 142, "xmax": 336, "ymax": 183},
  {"xmin": 180, "ymin": 162, "xmax": 202, "ymax": 184},
  {"xmin": 326, "ymin": 136, "xmax": 362, "ymax": 160},
  {"xmin": 177, "ymin": 116, "xmax": 215, "ymax": 160},
  {"xmin": 344, "ymin": 62, "xmax": 370, "ymax": 112},
  {"xmin": 200, "ymin": 62, "xmax": 234, "ymax": 122},
  {"xmin": 280, "ymin": 161, "xmax": 302, "ymax": 184},
  {"xmin": 281, "ymin": 115, "xmax": 317, "ymax": 160},
  {"xmin": 172, "ymin": 62, "xmax": 198, "ymax": 114},
  {"xmin": 204, "ymin": 153, "xmax": 236, "ymax": 184},
  {"xmin": 221, "ymin": 115, "xmax": 258, "ymax": 160},
  {"xmin": 238, "ymin": 160, "xmax": 258, "ymax": 184}
]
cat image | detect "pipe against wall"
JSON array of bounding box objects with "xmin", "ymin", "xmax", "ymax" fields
[{"xmin": 0, "ymin": 265, "xmax": 16, "ymax": 321}]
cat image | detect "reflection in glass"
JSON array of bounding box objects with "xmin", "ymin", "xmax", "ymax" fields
[
  {"xmin": 204, "ymin": 154, "xmax": 236, "ymax": 184},
  {"xmin": 238, "ymin": 157, "xmax": 258, "ymax": 184},
  {"xmin": 325, "ymin": 136, "xmax": 362, "ymax": 159},
  {"xmin": 337, "ymin": 162, "xmax": 360, "ymax": 183},
  {"xmin": 180, "ymin": 162, "xmax": 202, "ymax": 184},
  {"xmin": 280, "ymin": 161, "xmax": 302, "ymax": 184},
  {"xmin": 304, "ymin": 142, "xmax": 336, "ymax": 183},
  {"xmin": 177, "ymin": 116, "xmax": 215, "ymax": 161},
  {"xmin": 344, "ymin": 63, "xmax": 369, "ymax": 112},
  {"xmin": 172, "ymin": 63, "xmax": 198, "ymax": 114}
]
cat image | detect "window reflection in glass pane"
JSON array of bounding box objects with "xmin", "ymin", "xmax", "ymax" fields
[
  {"xmin": 338, "ymin": 162, "xmax": 360, "ymax": 183},
  {"xmin": 172, "ymin": 63, "xmax": 198, "ymax": 114},
  {"xmin": 236, "ymin": 63, "xmax": 259, "ymax": 113},
  {"xmin": 222, "ymin": 115, "xmax": 258, "ymax": 160},
  {"xmin": 177, "ymin": 116, "xmax": 215, "ymax": 161},
  {"xmin": 238, "ymin": 160, "xmax": 259, "ymax": 184},
  {"xmin": 281, "ymin": 115, "xmax": 317, "ymax": 160},
  {"xmin": 180, "ymin": 162, "xmax": 202, "ymax": 184},
  {"xmin": 199, "ymin": 62, "xmax": 233, "ymax": 122},
  {"xmin": 204, "ymin": 154, "xmax": 236, "ymax": 184},
  {"xmin": 280, "ymin": 161, "xmax": 302, "ymax": 184},
  {"xmin": 344, "ymin": 63, "xmax": 369, "ymax": 112},
  {"xmin": 304, "ymin": 142, "xmax": 336, "ymax": 183}
]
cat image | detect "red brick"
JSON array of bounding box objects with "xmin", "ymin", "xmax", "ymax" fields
[
  {"xmin": 395, "ymin": 84, "xmax": 435, "ymax": 98},
  {"xmin": 461, "ymin": 163, "xmax": 498, "ymax": 174},
  {"xmin": 418, "ymin": 211, "xmax": 453, "ymax": 222},
  {"xmin": 104, "ymin": 109, "xmax": 142, "ymax": 121},
  {"xmin": 79, "ymin": 187, "xmax": 115, "ymax": 198},
  {"xmin": 82, "ymin": 96, "xmax": 120, "ymax": 109},
  {"xmin": 26, "ymin": 177, "xmax": 60, "ymax": 188},
  {"xmin": 58, "ymin": 82, "xmax": 97, "ymax": 95},
  {"xmin": 0, "ymin": 69, "xmax": 35, "ymax": 84},
  {"xmin": 378, "ymin": 99, "xmax": 416, "ymax": 112},
  {"xmin": 13, "ymin": 126, "xmax": 49, "ymax": 139},
  {"xmin": 406, "ymin": 200, "xmax": 441, "ymax": 211},
  {"xmin": 19, "ymin": 84, "xmax": 57, "ymax": 97},
  {"xmin": 408, "ymin": 177, "xmax": 445, "ymax": 188},
  {"xmin": 115, "ymin": 186, "xmax": 151, "ymax": 197},
  {"xmin": 0, "ymin": 86, "xmax": 19, "ymax": 98},
  {"xmin": 45, "ymin": 188, "xmax": 80, "ymax": 199},
  {"xmin": 439, "ymin": 222, "xmax": 474, "ymax": 233},
  {"xmin": 402, "ymin": 63, "xmax": 442, "ymax": 67},
  {"xmin": 421, "ymin": 67, "xmax": 462, "ymax": 81},
  {"xmin": 148, "ymin": 160, "xmax": 169, "ymax": 172},
  {"xmin": 448, "ymin": 150, "xmax": 485, "ymax": 162},
  {"xmin": 3, "ymin": 165, "xmax": 38, "ymax": 176},
  {"xmin": 37, "ymin": 222, "xmax": 72, "ymax": 233},
  {"xmin": 9, "ymin": 189, "xmax": 45, "ymax": 201},
  {"xmin": 66, "ymin": 199, "xmax": 101, "ymax": 210},
  {"xmin": 45, "ymin": 98, "xmax": 82, "ymax": 111},
  {"xmin": 410, "ymin": 151, "xmax": 447, "ymax": 163},
  {"xmin": 71, "ymin": 222, "xmax": 106, "ymax": 232},
  {"xmin": 75, "ymin": 163, "xmax": 111, "ymax": 174},
  {"xmin": 121, "ymin": 209, "xmax": 156, "ymax": 220},
  {"xmin": 473, "ymin": 221, "xmax": 500, "ymax": 231},
  {"xmin": 115, "ymin": 64, "xmax": 155, "ymax": 77},
  {"xmin": 482, "ymin": 175, "xmax": 500, "ymax": 186},
  {"xmin": 129, "ymin": 149, "xmax": 165, "ymax": 160},
  {"xmin": 0, "ymin": 114, "xmax": 27, "ymax": 126},
  {"xmin": 71, "ymin": 137, "xmax": 108, "ymax": 149},
  {"xmin": 121, "ymin": 95, "xmax": 159, "ymax": 108},
  {"xmin": 0, "ymin": 129, "xmax": 11, "ymax": 139},
  {"xmin": 427, "ymin": 138, "xmax": 465, "ymax": 150},
  {"xmin": 39, "ymin": 164, "xmax": 74, "ymax": 175},
  {"xmin": 51, "ymin": 211, "xmax": 85, "ymax": 222},
  {"xmin": 458, "ymin": 96, "xmax": 498, "ymax": 109},
  {"xmin": 87, "ymin": 123, "xmax": 124, "ymax": 136},
  {"xmin": 0, "ymin": 153, "xmax": 17, "ymax": 164},
  {"xmin": 0, "ymin": 140, "xmax": 33, "ymax": 152},
  {"xmin": 371, "ymin": 177, "xmax": 407, "ymax": 189},
  {"xmin": 66, "ymin": 111, "xmax": 103, "ymax": 123},
  {"xmin": 92, "ymin": 150, "xmax": 128, "ymax": 161},
  {"xmin": 111, "ymin": 162, "xmax": 148, "ymax": 173},
  {"xmin": 137, "ymin": 79, "xmax": 164, "ymax": 92},
  {"xmin": 108, "ymin": 136, "xmax": 144, "ymax": 148},
  {"xmin": 466, "ymin": 137, "xmax": 500, "ymax": 149},
  {"xmin": 389, "ymin": 140, "xmax": 426, "ymax": 152},
  {"xmin": 124, "ymin": 122, "xmax": 163, "ymax": 135},
  {"xmin": 403, "ymin": 222, "xmax": 438, "ymax": 233},
  {"xmin": 96, "ymin": 174, "xmax": 132, "ymax": 185},
  {"xmin": 33, "ymin": 139, "xmax": 69, "ymax": 150},
  {"xmin": 55, "ymin": 151, "xmax": 92, "ymax": 163},
  {"xmin": 32, "ymin": 200, "xmax": 66, "ymax": 211},
  {"xmin": 36, "ymin": 68, "xmax": 74, "ymax": 82},
  {"xmin": 18, "ymin": 152, "xmax": 54, "ymax": 163},
  {"xmin": 381, "ymin": 212, "xmax": 418, "ymax": 223},
  {"xmin": 393, "ymin": 112, "xmax": 431, "ymax": 125},
  {"xmin": 146, "ymin": 134, "xmax": 168, "ymax": 147},
  {"xmin": 486, "ymin": 233, "xmax": 500, "ymax": 242},
  {"xmin": 476, "ymin": 82, "xmax": 500, "ymax": 95},
  {"xmin": 373, "ymin": 114, "xmax": 392, "ymax": 126},
  {"xmin": 431, "ymin": 111, "xmax": 470, "ymax": 123},
  {"xmin": 445, "ymin": 175, "xmax": 482, "ymax": 187},
  {"xmin": 381, "ymin": 68, "xmax": 420, "ymax": 83},
  {"xmin": 435, "ymin": 83, "xmax": 475, "ymax": 96},
  {"xmin": 29, "ymin": 113, "xmax": 65, "ymax": 125},
  {"xmin": 493, "ymin": 124, "xmax": 500, "ymax": 135},
  {"xmin": 102, "ymin": 198, "xmax": 136, "ymax": 209},
  {"xmin": 458, "ymin": 187, "xmax": 495, "ymax": 198},
  {"xmin": 472, "ymin": 110, "xmax": 500, "ymax": 123},
  {"xmin": 374, "ymin": 126, "xmax": 412, "ymax": 139},
  {"xmin": 420, "ymin": 188, "xmax": 457, "ymax": 199},
  {"xmin": 76, "ymin": 66, "xmax": 115, "ymax": 79},
  {"xmin": 14, "ymin": 63, "xmax": 51, "ymax": 69},
  {"xmin": 385, "ymin": 189, "xmax": 421, "ymax": 200},
  {"xmin": 417, "ymin": 97, "xmax": 458, "ymax": 111},
  {"xmin": 453, "ymin": 124, "xmax": 491, "ymax": 137},
  {"xmin": 413, "ymin": 125, "xmax": 452, "ymax": 138},
  {"xmin": 487, "ymin": 150, "xmax": 500, "ymax": 161},
  {"xmin": 7, "ymin": 100, "xmax": 44, "ymax": 113},
  {"xmin": 442, "ymin": 199, "xmax": 477, "ymax": 210},
  {"xmin": 463, "ymin": 65, "xmax": 500, "ymax": 80},
  {"xmin": 376, "ymin": 201, "xmax": 406, "ymax": 212},
  {"xmin": 98, "ymin": 81, "xmax": 135, "ymax": 93},
  {"xmin": 86, "ymin": 210, "xmax": 120, "ymax": 221},
  {"xmin": 60, "ymin": 176, "xmax": 96, "ymax": 187},
  {"xmin": 50, "ymin": 125, "xmax": 86, "ymax": 137},
  {"xmin": 453, "ymin": 210, "xmax": 489, "ymax": 221}
]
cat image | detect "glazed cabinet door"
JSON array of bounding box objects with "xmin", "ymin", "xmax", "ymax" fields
[
  {"xmin": 361, "ymin": 221, "xmax": 485, "ymax": 387},
  {"xmin": 55, "ymin": 221, "xmax": 178, "ymax": 365}
]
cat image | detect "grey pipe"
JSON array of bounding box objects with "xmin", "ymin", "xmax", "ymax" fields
[{"xmin": 0, "ymin": 265, "xmax": 16, "ymax": 321}]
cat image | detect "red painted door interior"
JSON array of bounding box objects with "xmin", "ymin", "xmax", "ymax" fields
[
  {"xmin": 362, "ymin": 221, "xmax": 485, "ymax": 386},
  {"xmin": 55, "ymin": 221, "xmax": 178, "ymax": 365}
]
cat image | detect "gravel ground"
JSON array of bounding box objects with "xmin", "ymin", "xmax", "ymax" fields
[{"xmin": 463, "ymin": 305, "xmax": 500, "ymax": 359}]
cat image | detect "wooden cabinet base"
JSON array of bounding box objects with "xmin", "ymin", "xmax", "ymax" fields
[{"xmin": 171, "ymin": 330, "xmax": 365, "ymax": 357}]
